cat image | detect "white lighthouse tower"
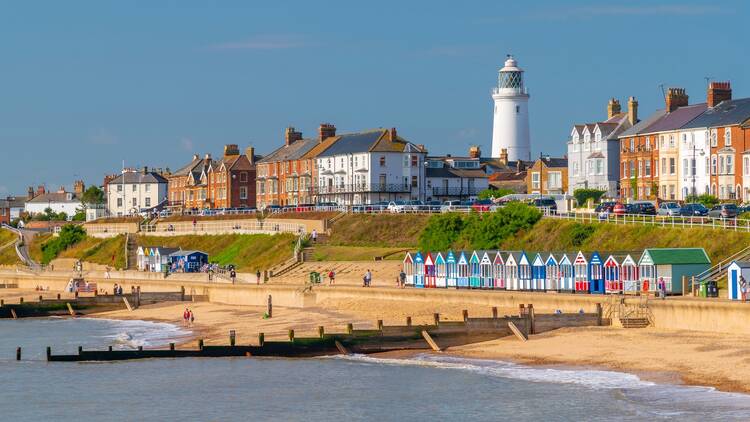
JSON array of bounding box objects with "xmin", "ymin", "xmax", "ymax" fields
[{"xmin": 491, "ymin": 55, "xmax": 531, "ymax": 161}]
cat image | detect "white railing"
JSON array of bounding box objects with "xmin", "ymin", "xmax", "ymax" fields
[
  {"xmin": 140, "ymin": 220, "xmax": 306, "ymax": 236},
  {"xmin": 542, "ymin": 209, "xmax": 750, "ymax": 232}
]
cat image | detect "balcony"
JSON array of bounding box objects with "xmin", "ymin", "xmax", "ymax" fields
[
  {"xmin": 314, "ymin": 183, "xmax": 412, "ymax": 194},
  {"xmin": 430, "ymin": 186, "xmax": 482, "ymax": 196}
]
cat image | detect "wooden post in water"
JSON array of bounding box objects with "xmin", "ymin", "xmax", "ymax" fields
[
  {"xmin": 57, "ymin": 294, "xmax": 60, "ymax": 300},
  {"xmin": 434, "ymin": 313, "xmax": 440, "ymax": 326},
  {"xmin": 406, "ymin": 316, "xmax": 412, "ymax": 327},
  {"xmin": 19, "ymin": 297, "xmax": 23, "ymax": 304},
  {"xmin": 519, "ymin": 304, "xmax": 525, "ymax": 317},
  {"xmin": 346, "ymin": 323, "xmax": 353, "ymax": 334},
  {"xmin": 67, "ymin": 303, "xmax": 75, "ymax": 316},
  {"xmin": 136, "ymin": 286, "xmax": 141, "ymax": 308},
  {"xmin": 78, "ymin": 346, "xmax": 83, "ymax": 355},
  {"xmin": 258, "ymin": 333, "xmax": 265, "ymax": 347},
  {"xmin": 263, "ymin": 270, "xmax": 269, "ymax": 282},
  {"xmin": 528, "ymin": 304, "xmax": 535, "ymax": 335},
  {"xmin": 596, "ymin": 303, "xmax": 603, "ymax": 326},
  {"xmin": 38, "ymin": 295, "xmax": 43, "ymax": 302},
  {"xmin": 377, "ymin": 320, "xmax": 383, "ymax": 331},
  {"xmin": 16, "ymin": 347, "xmax": 21, "ymax": 361},
  {"xmin": 267, "ymin": 295, "xmax": 272, "ymax": 318},
  {"xmin": 138, "ymin": 346, "xmax": 143, "ymax": 351},
  {"xmin": 230, "ymin": 330, "xmax": 236, "ymax": 346},
  {"xmin": 0, "ymin": 299, "xmax": 4, "ymax": 306},
  {"xmin": 492, "ymin": 307, "xmax": 498, "ymax": 319},
  {"xmin": 181, "ymin": 286, "xmax": 185, "ymax": 301},
  {"xmin": 10, "ymin": 308, "xmax": 17, "ymax": 319},
  {"xmin": 170, "ymin": 343, "xmax": 175, "ymax": 351},
  {"xmin": 288, "ymin": 329, "xmax": 295, "ymax": 342},
  {"xmin": 318, "ymin": 326, "xmax": 325, "ymax": 338},
  {"xmin": 108, "ymin": 346, "xmax": 113, "ymax": 352},
  {"xmin": 462, "ymin": 309, "xmax": 469, "ymax": 322},
  {"xmin": 198, "ymin": 339, "xmax": 204, "ymax": 350},
  {"xmin": 46, "ymin": 347, "xmax": 51, "ymax": 361}
]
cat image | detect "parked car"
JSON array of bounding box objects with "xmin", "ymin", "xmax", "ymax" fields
[
  {"xmin": 532, "ymin": 198, "xmax": 557, "ymax": 214},
  {"xmin": 440, "ymin": 200, "xmax": 462, "ymax": 212},
  {"xmin": 471, "ymin": 199, "xmax": 494, "ymax": 212},
  {"xmin": 612, "ymin": 202, "xmax": 627, "ymax": 216},
  {"xmin": 678, "ymin": 203, "xmax": 709, "ymax": 216},
  {"xmin": 387, "ymin": 201, "xmax": 407, "ymax": 213},
  {"xmin": 424, "ymin": 201, "xmax": 442, "ymax": 212},
  {"xmin": 708, "ymin": 203, "xmax": 738, "ymax": 219},
  {"xmin": 657, "ymin": 202, "xmax": 681, "ymax": 216},
  {"xmin": 627, "ymin": 201, "xmax": 657, "ymax": 215},
  {"xmin": 594, "ymin": 201, "xmax": 617, "ymax": 213},
  {"xmin": 404, "ymin": 200, "xmax": 425, "ymax": 211}
]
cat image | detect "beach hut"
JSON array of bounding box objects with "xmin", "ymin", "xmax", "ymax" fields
[
  {"xmin": 152, "ymin": 247, "xmax": 180, "ymax": 273},
  {"xmin": 480, "ymin": 251, "xmax": 494, "ymax": 289},
  {"xmin": 493, "ymin": 252, "xmax": 506, "ymax": 290},
  {"xmin": 457, "ymin": 251, "xmax": 470, "ymax": 288},
  {"xmin": 434, "ymin": 252, "xmax": 447, "ymax": 288},
  {"xmin": 445, "ymin": 251, "xmax": 457, "ymax": 288},
  {"xmin": 638, "ymin": 248, "xmax": 711, "ymax": 295},
  {"xmin": 136, "ymin": 246, "xmax": 147, "ymax": 271},
  {"xmin": 505, "ymin": 252, "xmax": 519, "ymax": 290},
  {"xmin": 558, "ymin": 254, "xmax": 574, "ymax": 292},
  {"xmin": 424, "ymin": 252, "xmax": 436, "ymax": 288},
  {"xmin": 604, "ymin": 255, "xmax": 623, "ymax": 294},
  {"xmin": 413, "ymin": 252, "xmax": 425, "ymax": 288},
  {"xmin": 469, "ymin": 251, "xmax": 482, "ymax": 288},
  {"xmin": 727, "ymin": 261, "xmax": 750, "ymax": 300},
  {"xmin": 518, "ymin": 251, "xmax": 532, "ymax": 291},
  {"xmin": 168, "ymin": 250, "xmax": 208, "ymax": 273},
  {"xmin": 531, "ymin": 253, "xmax": 546, "ymax": 291},
  {"xmin": 573, "ymin": 251, "xmax": 589, "ymax": 293},
  {"xmin": 403, "ymin": 252, "xmax": 414, "ymax": 286},
  {"xmin": 620, "ymin": 255, "xmax": 639, "ymax": 294},
  {"xmin": 588, "ymin": 252, "xmax": 605, "ymax": 294},
  {"xmin": 545, "ymin": 254, "xmax": 559, "ymax": 291}
]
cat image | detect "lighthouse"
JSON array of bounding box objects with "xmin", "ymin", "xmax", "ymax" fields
[{"xmin": 491, "ymin": 55, "xmax": 531, "ymax": 161}]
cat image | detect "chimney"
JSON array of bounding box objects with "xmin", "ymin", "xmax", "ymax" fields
[
  {"xmin": 284, "ymin": 127, "xmax": 303, "ymax": 146},
  {"xmin": 628, "ymin": 96, "xmax": 638, "ymax": 126},
  {"xmin": 192, "ymin": 154, "xmax": 199, "ymax": 161},
  {"xmin": 388, "ymin": 127, "xmax": 398, "ymax": 141},
  {"xmin": 499, "ymin": 148, "xmax": 509, "ymax": 165},
  {"xmin": 57, "ymin": 186, "xmax": 66, "ymax": 194},
  {"xmin": 707, "ymin": 81, "xmax": 732, "ymax": 108},
  {"xmin": 74, "ymin": 180, "xmax": 85, "ymax": 195},
  {"xmin": 469, "ymin": 145, "xmax": 481, "ymax": 159},
  {"xmin": 607, "ymin": 98, "xmax": 621, "ymax": 119},
  {"xmin": 246, "ymin": 146, "xmax": 256, "ymax": 165},
  {"xmin": 318, "ymin": 123, "xmax": 336, "ymax": 142},
  {"xmin": 142, "ymin": 166, "xmax": 148, "ymax": 175},
  {"xmin": 223, "ymin": 144, "xmax": 240, "ymax": 157},
  {"xmin": 204, "ymin": 153, "xmax": 211, "ymax": 161},
  {"xmin": 516, "ymin": 159, "xmax": 524, "ymax": 173},
  {"xmin": 665, "ymin": 88, "xmax": 689, "ymax": 113},
  {"xmin": 27, "ymin": 186, "xmax": 34, "ymax": 200},
  {"xmin": 37, "ymin": 185, "xmax": 45, "ymax": 196}
]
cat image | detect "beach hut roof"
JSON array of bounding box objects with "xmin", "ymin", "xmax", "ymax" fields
[
  {"xmin": 446, "ymin": 250, "xmax": 456, "ymax": 263},
  {"xmin": 518, "ymin": 251, "xmax": 530, "ymax": 265},
  {"xmin": 532, "ymin": 253, "xmax": 545, "ymax": 266},
  {"xmin": 641, "ymin": 248, "xmax": 710, "ymax": 265},
  {"xmin": 493, "ymin": 251, "xmax": 505, "ymax": 264},
  {"xmin": 730, "ymin": 261, "xmax": 750, "ymax": 269},
  {"xmin": 414, "ymin": 251, "xmax": 424, "ymax": 263},
  {"xmin": 588, "ymin": 251, "xmax": 603, "ymax": 264},
  {"xmin": 458, "ymin": 251, "xmax": 468, "ymax": 264},
  {"xmin": 434, "ymin": 252, "xmax": 446, "ymax": 264},
  {"xmin": 559, "ymin": 254, "xmax": 572, "ymax": 265},
  {"xmin": 545, "ymin": 253, "xmax": 558, "ymax": 265},
  {"xmin": 480, "ymin": 251, "xmax": 493, "ymax": 264},
  {"xmin": 424, "ymin": 252, "xmax": 434, "ymax": 265},
  {"xmin": 574, "ymin": 251, "xmax": 588, "ymax": 264},
  {"xmin": 403, "ymin": 252, "xmax": 413, "ymax": 263},
  {"xmin": 621, "ymin": 255, "xmax": 637, "ymax": 266}
]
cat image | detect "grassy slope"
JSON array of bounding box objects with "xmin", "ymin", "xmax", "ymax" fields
[
  {"xmin": 310, "ymin": 245, "xmax": 405, "ymax": 261},
  {"xmin": 0, "ymin": 229, "xmax": 20, "ymax": 265},
  {"xmin": 58, "ymin": 235, "xmax": 126, "ymax": 269},
  {"xmin": 137, "ymin": 233, "xmax": 295, "ymax": 271},
  {"xmin": 327, "ymin": 214, "xmax": 429, "ymax": 248},
  {"xmin": 28, "ymin": 233, "xmax": 53, "ymax": 263},
  {"xmin": 502, "ymin": 219, "xmax": 750, "ymax": 263},
  {"xmin": 159, "ymin": 211, "xmax": 338, "ymax": 223}
]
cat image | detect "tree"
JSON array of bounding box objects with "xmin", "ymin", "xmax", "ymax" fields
[
  {"xmin": 81, "ymin": 186, "xmax": 105, "ymax": 208},
  {"xmin": 572, "ymin": 189, "xmax": 606, "ymax": 207},
  {"xmin": 478, "ymin": 188, "xmax": 514, "ymax": 200},
  {"xmin": 630, "ymin": 165, "xmax": 639, "ymax": 200},
  {"xmin": 685, "ymin": 194, "xmax": 719, "ymax": 208}
]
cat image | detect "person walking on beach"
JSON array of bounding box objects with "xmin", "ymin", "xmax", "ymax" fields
[
  {"xmin": 105, "ymin": 266, "xmax": 111, "ymax": 279},
  {"xmin": 741, "ymin": 275, "xmax": 748, "ymax": 302},
  {"xmin": 230, "ymin": 268, "xmax": 237, "ymax": 284},
  {"xmin": 363, "ymin": 269, "xmax": 372, "ymax": 287},
  {"xmin": 113, "ymin": 283, "xmax": 119, "ymax": 296},
  {"xmin": 328, "ymin": 269, "xmax": 335, "ymax": 286},
  {"xmin": 399, "ymin": 269, "xmax": 406, "ymax": 288},
  {"xmin": 256, "ymin": 269, "xmax": 261, "ymax": 285},
  {"xmin": 189, "ymin": 309, "xmax": 195, "ymax": 327},
  {"xmin": 311, "ymin": 229, "xmax": 318, "ymax": 243},
  {"xmin": 183, "ymin": 308, "xmax": 189, "ymax": 327}
]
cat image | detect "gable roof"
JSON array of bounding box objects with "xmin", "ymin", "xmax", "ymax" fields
[
  {"xmin": 641, "ymin": 103, "xmax": 707, "ymax": 134},
  {"xmin": 537, "ymin": 157, "xmax": 568, "ymax": 168},
  {"xmin": 258, "ymin": 137, "xmax": 319, "ymax": 164},
  {"xmin": 27, "ymin": 192, "xmax": 81, "ymax": 204},
  {"xmin": 619, "ymin": 110, "xmax": 668, "ymax": 138},
  {"xmin": 730, "ymin": 261, "xmax": 750, "ymax": 269},
  {"xmin": 683, "ymin": 97, "xmax": 750, "ymax": 130},
  {"xmin": 426, "ymin": 167, "xmax": 488, "ymax": 179},
  {"xmin": 109, "ymin": 172, "xmax": 168, "ymax": 185},
  {"xmin": 642, "ymin": 248, "xmax": 710, "ymax": 265}
]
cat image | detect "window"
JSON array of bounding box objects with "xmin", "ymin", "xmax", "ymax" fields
[
  {"xmin": 669, "ymin": 185, "xmax": 675, "ymax": 200},
  {"xmin": 117, "ymin": 198, "xmax": 122, "ymax": 207},
  {"xmin": 240, "ymin": 187, "xmax": 247, "ymax": 199},
  {"xmin": 638, "ymin": 160, "xmax": 643, "ymax": 177},
  {"xmin": 661, "ymin": 158, "xmax": 666, "ymax": 174},
  {"xmin": 240, "ymin": 172, "xmax": 248, "ymax": 182},
  {"xmin": 531, "ymin": 172, "xmax": 540, "ymax": 189},
  {"xmin": 200, "ymin": 189, "xmax": 206, "ymax": 200},
  {"xmin": 573, "ymin": 162, "xmax": 579, "ymax": 176},
  {"xmin": 516, "ymin": 105, "xmax": 520, "ymax": 113},
  {"xmin": 411, "ymin": 155, "xmax": 418, "ymax": 167},
  {"xmin": 379, "ymin": 156, "xmax": 386, "ymax": 167},
  {"xmin": 117, "ymin": 184, "xmax": 122, "ymax": 192},
  {"xmin": 669, "ymin": 158, "xmax": 675, "ymax": 175},
  {"xmin": 645, "ymin": 137, "xmax": 651, "ymax": 151},
  {"xmin": 644, "ymin": 160, "xmax": 651, "ymax": 176},
  {"xmin": 725, "ymin": 128, "xmax": 732, "ymax": 146},
  {"xmin": 145, "ymin": 197, "xmax": 151, "ymax": 207},
  {"xmin": 682, "ymin": 159, "xmax": 688, "ymax": 176},
  {"xmin": 720, "ymin": 156, "xmax": 725, "ymax": 174},
  {"xmin": 145, "ymin": 184, "xmax": 150, "ymax": 192},
  {"xmin": 595, "ymin": 159, "xmax": 603, "ymax": 175},
  {"xmin": 669, "ymin": 135, "xmax": 675, "ymax": 148},
  {"xmin": 132, "ymin": 198, "xmax": 137, "ymax": 207},
  {"xmin": 727, "ymin": 155, "xmax": 733, "ymax": 174},
  {"xmin": 630, "ymin": 138, "xmax": 634, "ymax": 152},
  {"xmin": 745, "ymin": 157, "xmax": 750, "ymax": 176},
  {"xmin": 711, "ymin": 129, "xmax": 718, "ymax": 147},
  {"xmin": 629, "ymin": 161, "xmax": 635, "ymax": 178},
  {"xmin": 661, "ymin": 185, "xmax": 667, "ymax": 198},
  {"xmin": 132, "ymin": 184, "xmax": 137, "ymax": 192},
  {"xmin": 411, "ymin": 176, "xmax": 418, "ymax": 188},
  {"xmin": 711, "ymin": 156, "xmax": 717, "ymax": 175},
  {"xmin": 403, "ymin": 155, "xmax": 409, "ymax": 168},
  {"xmin": 548, "ymin": 171, "xmax": 562, "ymax": 189}
]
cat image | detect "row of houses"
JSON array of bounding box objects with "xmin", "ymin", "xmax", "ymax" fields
[
  {"xmin": 402, "ymin": 248, "xmax": 710, "ymax": 295},
  {"xmin": 568, "ymin": 82, "xmax": 750, "ymax": 201}
]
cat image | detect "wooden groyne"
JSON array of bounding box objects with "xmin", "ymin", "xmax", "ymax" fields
[{"xmin": 44, "ymin": 304, "xmax": 604, "ymax": 362}]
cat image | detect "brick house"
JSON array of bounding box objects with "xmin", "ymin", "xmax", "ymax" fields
[
  {"xmin": 526, "ymin": 156, "xmax": 568, "ymax": 195},
  {"xmin": 0, "ymin": 199, "xmax": 10, "ymax": 225}
]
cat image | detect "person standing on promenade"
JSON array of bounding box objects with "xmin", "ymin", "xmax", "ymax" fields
[
  {"xmin": 311, "ymin": 229, "xmax": 318, "ymax": 243},
  {"xmin": 230, "ymin": 268, "xmax": 237, "ymax": 284},
  {"xmin": 256, "ymin": 269, "xmax": 261, "ymax": 285},
  {"xmin": 105, "ymin": 266, "xmax": 111, "ymax": 279},
  {"xmin": 657, "ymin": 277, "xmax": 666, "ymax": 300},
  {"xmin": 399, "ymin": 269, "xmax": 406, "ymax": 288},
  {"xmin": 328, "ymin": 269, "xmax": 335, "ymax": 286},
  {"xmin": 740, "ymin": 276, "xmax": 748, "ymax": 302}
]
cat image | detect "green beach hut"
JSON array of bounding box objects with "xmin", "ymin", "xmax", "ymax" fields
[{"xmin": 637, "ymin": 248, "xmax": 710, "ymax": 295}]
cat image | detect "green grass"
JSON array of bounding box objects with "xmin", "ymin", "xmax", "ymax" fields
[
  {"xmin": 502, "ymin": 219, "xmax": 750, "ymax": 263},
  {"xmin": 0, "ymin": 229, "xmax": 20, "ymax": 265},
  {"xmin": 327, "ymin": 214, "xmax": 429, "ymax": 248},
  {"xmin": 137, "ymin": 233, "xmax": 296, "ymax": 271},
  {"xmin": 310, "ymin": 245, "xmax": 407, "ymax": 261},
  {"xmin": 59, "ymin": 235, "xmax": 126, "ymax": 269}
]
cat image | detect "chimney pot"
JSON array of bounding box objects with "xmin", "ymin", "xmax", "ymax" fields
[
  {"xmin": 666, "ymin": 87, "xmax": 689, "ymax": 112},
  {"xmin": 499, "ymin": 148, "xmax": 509, "ymax": 165},
  {"xmin": 193, "ymin": 154, "xmax": 199, "ymax": 161},
  {"xmin": 469, "ymin": 145, "xmax": 481, "ymax": 159},
  {"xmin": 223, "ymin": 144, "xmax": 240, "ymax": 157},
  {"xmin": 708, "ymin": 81, "xmax": 732, "ymax": 108},
  {"xmin": 284, "ymin": 127, "xmax": 303, "ymax": 146},
  {"xmin": 389, "ymin": 127, "xmax": 398, "ymax": 141},
  {"xmin": 607, "ymin": 98, "xmax": 621, "ymax": 119},
  {"xmin": 628, "ymin": 96, "xmax": 638, "ymax": 126},
  {"xmin": 204, "ymin": 153, "xmax": 211, "ymax": 161},
  {"xmin": 318, "ymin": 123, "xmax": 336, "ymax": 142},
  {"xmin": 246, "ymin": 146, "xmax": 256, "ymax": 165}
]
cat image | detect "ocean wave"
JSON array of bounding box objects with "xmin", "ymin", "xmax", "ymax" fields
[{"xmin": 82, "ymin": 318, "xmax": 191, "ymax": 349}]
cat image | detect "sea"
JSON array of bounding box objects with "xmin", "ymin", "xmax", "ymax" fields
[{"xmin": 1, "ymin": 318, "xmax": 749, "ymax": 421}]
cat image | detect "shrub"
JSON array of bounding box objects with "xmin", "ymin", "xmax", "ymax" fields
[
  {"xmin": 568, "ymin": 223, "xmax": 596, "ymax": 247},
  {"xmin": 685, "ymin": 194, "xmax": 719, "ymax": 208},
  {"xmin": 573, "ymin": 189, "xmax": 606, "ymax": 207},
  {"xmin": 478, "ymin": 188, "xmax": 514, "ymax": 200},
  {"xmin": 418, "ymin": 213, "xmax": 465, "ymax": 251},
  {"xmin": 39, "ymin": 225, "xmax": 86, "ymax": 264}
]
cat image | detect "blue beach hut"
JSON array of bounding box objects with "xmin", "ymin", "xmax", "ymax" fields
[
  {"xmin": 544, "ymin": 254, "xmax": 559, "ymax": 291},
  {"xmin": 445, "ymin": 251, "xmax": 457, "ymax": 288},
  {"xmin": 588, "ymin": 252, "xmax": 605, "ymax": 294},
  {"xmin": 531, "ymin": 253, "xmax": 546, "ymax": 291},
  {"xmin": 169, "ymin": 250, "xmax": 208, "ymax": 273},
  {"xmin": 469, "ymin": 251, "xmax": 481, "ymax": 288},
  {"xmin": 457, "ymin": 251, "xmax": 470, "ymax": 288},
  {"xmin": 413, "ymin": 252, "xmax": 425, "ymax": 288},
  {"xmin": 727, "ymin": 261, "xmax": 750, "ymax": 300},
  {"xmin": 434, "ymin": 252, "xmax": 447, "ymax": 288}
]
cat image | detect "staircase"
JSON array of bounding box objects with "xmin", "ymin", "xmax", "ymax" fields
[
  {"xmin": 696, "ymin": 244, "xmax": 750, "ymax": 285},
  {"xmin": 604, "ymin": 295, "xmax": 653, "ymax": 329},
  {"xmin": 301, "ymin": 233, "xmax": 327, "ymax": 262},
  {"xmin": 126, "ymin": 234, "xmax": 138, "ymax": 270},
  {"xmin": 619, "ymin": 317, "xmax": 650, "ymax": 328}
]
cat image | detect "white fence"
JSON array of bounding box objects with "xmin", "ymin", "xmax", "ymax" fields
[
  {"xmin": 140, "ymin": 220, "xmax": 306, "ymax": 236},
  {"xmin": 543, "ymin": 209, "xmax": 750, "ymax": 232}
]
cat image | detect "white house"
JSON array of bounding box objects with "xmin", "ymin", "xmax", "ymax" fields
[
  {"xmin": 425, "ymin": 146, "xmax": 489, "ymax": 201},
  {"xmin": 676, "ymin": 128, "xmax": 709, "ymax": 199},
  {"xmin": 25, "ymin": 187, "xmax": 83, "ymax": 218},
  {"xmin": 314, "ymin": 128, "xmax": 427, "ymax": 205},
  {"xmin": 107, "ymin": 168, "xmax": 169, "ymax": 217}
]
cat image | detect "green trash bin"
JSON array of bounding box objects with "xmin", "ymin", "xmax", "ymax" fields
[
  {"xmin": 698, "ymin": 281, "xmax": 708, "ymax": 298},
  {"xmin": 309, "ymin": 271, "xmax": 321, "ymax": 284}
]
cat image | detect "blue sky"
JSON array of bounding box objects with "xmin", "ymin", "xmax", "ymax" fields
[{"xmin": 1, "ymin": 1, "xmax": 748, "ymax": 194}]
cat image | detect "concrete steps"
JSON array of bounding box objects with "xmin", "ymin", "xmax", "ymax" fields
[{"xmin": 620, "ymin": 317, "xmax": 650, "ymax": 328}]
